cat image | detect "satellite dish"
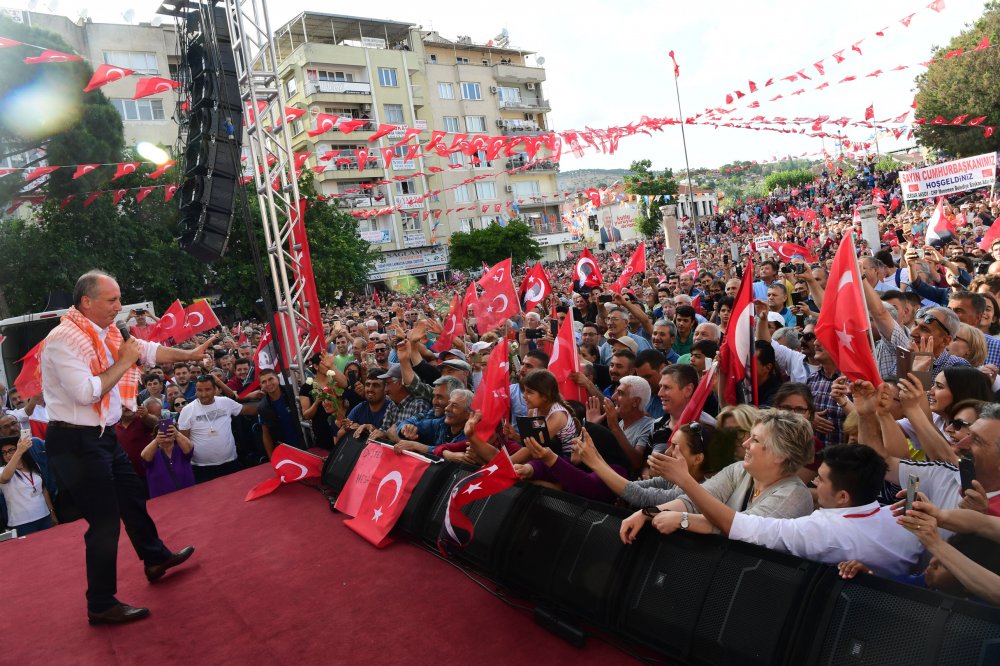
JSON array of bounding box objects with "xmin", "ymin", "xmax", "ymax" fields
[
  {"xmin": 536, "ymin": 56, "xmax": 546, "ymax": 66},
  {"xmin": 151, "ymin": 16, "xmax": 163, "ymax": 27},
  {"xmin": 501, "ymin": 28, "xmax": 509, "ymax": 38},
  {"xmin": 122, "ymin": 8, "xmax": 136, "ymax": 24}
]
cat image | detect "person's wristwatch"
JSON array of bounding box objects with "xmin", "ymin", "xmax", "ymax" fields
[{"xmin": 679, "ymin": 511, "xmax": 689, "ymax": 530}]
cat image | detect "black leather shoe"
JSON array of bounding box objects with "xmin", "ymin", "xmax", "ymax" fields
[
  {"xmin": 144, "ymin": 545, "xmax": 195, "ymax": 582},
  {"xmin": 88, "ymin": 603, "xmax": 150, "ymax": 625}
]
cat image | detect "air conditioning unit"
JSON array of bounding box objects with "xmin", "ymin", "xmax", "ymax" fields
[
  {"xmin": 361, "ymin": 104, "xmax": 371, "ymax": 111},
  {"xmin": 505, "ymin": 185, "xmax": 514, "ymax": 192},
  {"xmin": 496, "ymin": 119, "xmax": 505, "ymax": 128},
  {"xmin": 489, "ymin": 86, "xmax": 498, "ymax": 94},
  {"xmin": 526, "ymin": 82, "xmax": 536, "ymax": 90}
]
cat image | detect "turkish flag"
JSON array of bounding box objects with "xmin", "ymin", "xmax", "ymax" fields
[
  {"xmin": 720, "ymin": 259, "xmax": 756, "ymax": 405},
  {"xmin": 864, "ymin": 104, "xmax": 874, "ymax": 121},
  {"xmin": 24, "ymin": 166, "xmax": 59, "ymax": 182},
  {"xmin": 72, "ymin": 164, "xmax": 100, "ymax": 179},
  {"xmin": 337, "ymin": 117, "xmax": 367, "ymax": 133},
  {"xmin": 439, "ymin": 448, "xmax": 519, "ymax": 551},
  {"xmin": 148, "ymin": 299, "xmax": 186, "ymax": 343},
  {"xmin": 609, "ymin": 242, "xmax": 646, "ymax": 293},
  {"xmin": 766, "ymin": 241, "xmax": 817, "ymax": 262},
  {"xmin": 471, "ymin": 340, "xmax": 511, "ymax": 440},
  {"xmin": 24, "ymin": 49, "xmax": 81, "ymax": 64},
  {"xmin": 183, "ymin": 300, "xmax": 221, "ymax": 336},
  {"xmin": 271, "ymin": 106, "xmax": 306, "ymax": 130},
  {"xmin": 112, "ymin": 188, "xmax": 128, "ymax": 205},
  {"xmin": 814, "ymin": 233, "xmax": 881, "ymax": 386},
  {"xmin": 549, "ymin": 308, "xmax": 584, "ymax": 403},
  {"xmin": 335, "ymin": 442, "xmax": 388, "ymax": 516},
  {"xmin": 462, "ymin": 281, "xmax": 478, "ymax": 318},
  {"xmin": 244, "ymin": 444, "xmax": 325, "ymax": 501},
  {"xmin": 135, "ymin": 186, "xmax": 156, "ymax": 204},
  {"xmin": 432, "ymin": 294, "xmax": 466, "ymax": 353},
  {"xmin": 133, "ymin": 77, "xmax": 180, "ymax": 100},
  {"xmin": 238, "ymin": 323, "xmax": 276, "ymax": 398},
  {"xmin": 519, "ymin": 262, "xmax": 552, "ymax": 310},
  {"xmin": 147, "ymin": 160, "xmax": 175, "ymax": 179},
  {"xmin": 112, "ymin": 162, "xmax": 140, "ymax": 180},
  {"xmin": 83, "ymin": 191, "xmax": 102, "ymax": 208},
  {"xmin": 475, "ymin": 259, "xmax": 521, "ymax": 334},
  {"xmin": 368, "ymin": 123, "xmax": 397, "ymax": 142},
  {"xmin": 164, "ymin": 184, "xmax": 179, "ymax": 202},
  {"xmin": 83, "ymin": 63, "xmax": 135, "ymax": 92},
  {"xmin": 979, "ymin": 221, "xmax": 1000, "ymax": 251},
  {"xmin": 308, "ymin": 113, "xmax": 339, "ymax": 137},
  {"xmin": 573, "ymin": 248, "xmax": 603, "ymax": 289},
  {"xmin": 344, "ymin": 449, "xmax": 429, "ymax": 548},
  {"xmin": 584, "ymin": 188, "xmax": 601, "ymax": 207},
  {"xmin": 925, "ymin": 198, "xmax": 954, "ymax": 247},
  {"xmin": 682, "ymin": 259, "xmax": 699, "ymax": 278},
  {"xmin": 14, "ymin": 340, "xmax": 45, "ymax": 399}
]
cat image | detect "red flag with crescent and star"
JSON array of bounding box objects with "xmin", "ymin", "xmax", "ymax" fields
[
  {"xmin": 112, "ymin": 162, "xmax": 140, "ymax": 180},
  {"xmin": 609, "ymin": 241, "xmax": 646, "ymax": 293},
  {"xmin": 573, "ymin": 248, "xmax": 603, "ymax": 289},
  {"xmin": 471, "ymin": 339, "xmax": 511, "ymax": 440},
  {"xmin": 432, "ymin": 294, "xmax": 466, "ymax": 353},
  {"xmin": 766, "ymin": 241, "xmax": 817, "ymax": 263},
  {"xmin": 548, "ymin": 307, "xmax": 584, "ymax": 403},
  {"xmin": 519, "ymin": 262, "xmax": 552, "ymax": 310},
  {"xmin": 814, "ymin": 233, "xmax": 881, "ymax": 386},
  {"xmin": 132, "ymin": 77, "xmax": 179, "ymax": 100},
  {"xmin": 239, "ymin": 323, "xmax": 278, "ymax": 398},
  {"xmin": 667, "ymin": 362, "xmax": 718, "ymax": 447},
  {"xmin": 475, "ymin": 258, "xmax": 521, "ymax": 334},
  {"xmin": 439, "ymin": 448, "xmax": 519, "ymax": 553},
  {"xmin": 83, "ymin": 63, "xmax": 135, "ymax": 92},
  {"xmin": 147, "ymin": 299, "xmax": 186, "ymax": 343},
  {"xmin": 244, "ymin": 444, "xmax": 325, "ymax": 501},
  {"xmin": 344, "ymin": 449, "xmax": 429, "ymax": 548},
  {"xmin": 183, "ymin": 300, "xmax": 221, "ymax": 337},
  {"xmin": 13, "ymin": 340, "xmax": 45, "ymax": 399},
  {"xmin": 719, "ymin": 259, "xmax": 757, "ymax": 405}
]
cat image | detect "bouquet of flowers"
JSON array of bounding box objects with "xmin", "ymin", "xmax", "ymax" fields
[{"xmin": 306, "ymin": 371, "xmax": 343, "ymax": 419}]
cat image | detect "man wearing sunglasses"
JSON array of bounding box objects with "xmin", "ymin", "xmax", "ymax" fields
[{"xmin": 910, "ymin": 306, "xmax": 970, "ymax": 375}]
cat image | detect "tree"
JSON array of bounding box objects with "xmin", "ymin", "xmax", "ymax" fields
[
  {"xmin": 913, "ymin": 2, "xmax": 1000, "ymax": 156},
  {"xmin": 623, "ymin": 159, "xmax": 678, "ymax": 236},
  {"xmin": 447, "ymin": 220, "xmax": 541, "ymax": 270},
  {"xmin": 0, "ymin": 17, "xmax": 125, "ymax": 207},
  {"xmin": 212, "ymin": 174, "xmax": 379, "ymax": 314},
  {"xmin": 762, "ymin": 169, "xmax": 815, "ymax": 193}
]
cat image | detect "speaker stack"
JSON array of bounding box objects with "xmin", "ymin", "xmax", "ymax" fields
[{"xmin": 178, "ymin": 5, "xmax": 243, "ymax": 262}]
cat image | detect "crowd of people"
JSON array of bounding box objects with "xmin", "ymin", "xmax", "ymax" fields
[{"xmin": 4, "ymin": 156, "xmax": 1000, "ymax": 611}]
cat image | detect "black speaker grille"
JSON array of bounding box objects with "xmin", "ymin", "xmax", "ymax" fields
[
  {"xmin": 549, "ymin": 506, "xmax": 627, "ymax": 621},
  {"xmin": 501, "ymin": 493, "xmax": 583, "ymax": 594},
  {"xmin": 817, "ymin": 585, "xmax": 937, "ymax": 665},
  {"xmin": 938, "ymin": 610, "xmax": 1000, "ymax": 665},
  {"xmin": 321, "ymin": 436, "xmax": 368, "ymax": 495}
]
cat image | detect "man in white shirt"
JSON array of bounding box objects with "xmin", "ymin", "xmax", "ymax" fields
[
  {"xmin": 178, "ymin": 375, "xmax": 257, "ymax": 483},
  {"xmin": 42, "ymin": 270, "xmax": 215, "ymax": 625},
  {"xmin": 653, "ymin": 443, "xmax": 923, "ymax": 577}
]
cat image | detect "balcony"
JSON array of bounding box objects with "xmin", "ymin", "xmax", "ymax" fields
[
  {"xmin": 386, "ymin": 120, "xmax": 427, "ymax": 139},
  {"xmin": 316, "ymin": 158, "xmax": 385, "ymax": 179},
  {"xmin": 507, "ymin": 158, "xmax": 560, "ymax": 173},
  {"xmin": 492, "ymin": 63, "xmax": 546, "ymax": 84},
  {"xmin": 499, "ymin": 95, "xmax": 550, "ymax": 111},
  {"xmin": 525, "ymin": 221, "xmax": 564, "ymax": 235},
  {"xmin": 305, "ymin": 80, "xmax": 372, "ymax": 96},
  {"xmin": 335, "ymin": 193, "xmax": 389, "ymax": 209},
  {"xmin": 498, "ymin": 119, "xmax": 544, "ymax": 135},
  {"xmin": 394, "ymin": 194, "xmax": 423, "ymax": 210}
]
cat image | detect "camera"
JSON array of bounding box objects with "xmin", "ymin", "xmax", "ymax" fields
[
  {"xmin": 793, "ymin": 264, "xmax": 806, "ymax": 274},
  {"xmin": 524, "ymin": 328, "xmax": 544, "ymax": 339}
]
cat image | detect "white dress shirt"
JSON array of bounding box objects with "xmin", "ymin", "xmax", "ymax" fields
[
  {"xmin": 729, "ymin": 501, "xmax": 923, "ymax": 577},
  {"xmin": 41, "ymin": 319, "xmax": 158, "ymax": 428}
]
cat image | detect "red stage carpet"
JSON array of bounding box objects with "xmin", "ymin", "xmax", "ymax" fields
[{"xmin": 2, "ymin": 465, "xmax": 634, "ymax": 664}]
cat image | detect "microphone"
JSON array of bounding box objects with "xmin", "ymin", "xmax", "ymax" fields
[{"xmin": 116, "ymin": 322, "xmax": 142, "ymax": 366}]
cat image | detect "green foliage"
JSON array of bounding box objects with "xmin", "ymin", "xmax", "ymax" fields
[
  {"xmin": 634, "ymin": 214, "xmax": 661, "ymax": 239},
  {"xmin": 0, "ymin": 17, "xmax": 124, "ymax": 207},
  {"xmin": 624, "ymin": 159, "xmax": 678, "ymax": 226},
  {"xmin": 762, "ymin": 169, "xmax": 815, "ymax": 193},
  {"xmin": 213, "ymin": 174, "xmax": 379, "ymax": 314},
  {"xmin": 914, "ymin": 2, "xmax": 1000, "ymax": 156},
  {"xmin": 447, "ymin": 220, "xmax": 541, "ymax": 270},
  {"xmin": 874, "ymin": 155, "xmax": 903, "ymax": 173}
]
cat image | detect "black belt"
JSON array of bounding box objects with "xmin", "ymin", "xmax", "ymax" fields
[{"xmin": 49, "ymin": 421, "xmax": 100, "ymax": 430}]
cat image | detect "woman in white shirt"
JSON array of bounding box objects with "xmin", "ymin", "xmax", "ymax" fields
[{"xmin": 0, "ymin": 436, "xmax": 57, "ymax": 535}]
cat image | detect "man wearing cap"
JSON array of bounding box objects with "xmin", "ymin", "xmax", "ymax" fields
[
  {"xmin": 338, "ymin": 369, "xmax": 389, "ymax": 443},
  {"xmin": 395, "ymin": 339, "xmax": 471, "ymax": 406},
  {"xmin": 393, "ymin": 388, "xmax": 473, "ymax": 456},
  {"xmin": 368, "ymin": 364, "xmax": 430, "ymax": 438},
  {"xmin": 391, "ymin": 375, "xmax": 463, "ymax": 441}
]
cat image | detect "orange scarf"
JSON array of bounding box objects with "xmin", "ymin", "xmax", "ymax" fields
[{"xmin": 49, "ymin": 307, "xmax": 141, "ymax": 422}]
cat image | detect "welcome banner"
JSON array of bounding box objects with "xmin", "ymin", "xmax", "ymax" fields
[{"xmin": 899, "ymin": 153, "xmax": 997, "ymax": 201}]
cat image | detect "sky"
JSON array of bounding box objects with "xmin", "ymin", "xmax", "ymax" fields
[{"xmin": 4, "ymin": 0, "xmax": 990, "ymax": 174}]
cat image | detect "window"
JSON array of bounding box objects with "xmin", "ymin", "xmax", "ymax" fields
[
  {"xmin": 456, "ymin": 57, "xmax": 469, "ymax": 64},
  {"xmin": 312, "ymin": 70, "xmax": 356, "ymax": 82},
  {"xmin": 454, "ymin": 185, "xmax": 470, "ymax": 203},
  {"xmin": 383, "ymin": 104, "xmax": 405, "ymax": 125},
  {"xmin": 401, "ymin": 213, "xmax": 420, "ymax": 231},
  {"xmin": 111, "ymin": 98, "xmax": 165, "ymax": 121},
  {"xmin": 473, "ymin": 150, "xmax": 491, "ymax": 168},
  {"xmin": 464, "ymin": 116, "xmax": 486, "ymax": 133},
  {"xmin": 448, "ymin": 152, "xmax": 464, "ymax": 167},
  {"xmin": 459, "ymin": 217, "xmax": 474, "ymax": 233},
  {"xmin": 395, "ymin": 179, "xmax": 417, "ymax": 195},
  {"xmin": 513, "ymin": 180, "xmax": 541, "ymax": 196},
  {"xmin": 460, "ymin": 82, "xmax": 481, "ymax": 100},
  {"xmin": 429, "ymin": 54, "xmax": 437, "ymax": 63},
  {"xmin": 475, "ymin": 182, "xmax": 497, "ymax": 200},
  {"xmin": 497, "ymin": 86, "xmax": 521, "ymax": 104},
  {"xmin": 442, "ymin": 116, "xmax": 460, "ymax": 133},
  {"xmin": 437, "ymin": 82, "xmax": 454, "ymax": 99},
  {"xmin": 285, "ymin": 77, "xmax": 297, "ymax": 97},
  {"xmin": 104, "ymin": 50, "xmax": 158, "ymax": 75},
  {"xmin": 291, "ymin": 118, "xmax": 304, "ymax": 136},
  {"xmin": 378, "ymin": 67, "xmax": 398, "ymax": 87},
  {"xmin": 481, "ymin": 215, "xmax": 499, "ymax": 228}
]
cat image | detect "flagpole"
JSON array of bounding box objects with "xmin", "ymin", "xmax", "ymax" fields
[{"xmin": 670, "ymin": 55, "xmax": 700, "ymax": 261}]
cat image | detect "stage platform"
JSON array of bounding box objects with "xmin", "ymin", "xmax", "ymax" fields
[{"xmin": 2, "ymin": 465, "xmax": 637, "ymax": 664}]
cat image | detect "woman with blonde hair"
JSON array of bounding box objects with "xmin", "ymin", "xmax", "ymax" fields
[{"xmin": 948, "ymin": 323, "xmax": 987, "ymax": 367}]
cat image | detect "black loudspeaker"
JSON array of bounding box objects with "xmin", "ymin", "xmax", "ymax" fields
[
  {"xmin": 793, "ymin": 569, "xmax": 1000, "ymax": 666},
  {"xmin": 320, "ymin": 435, "xmax": 369, "ymax": 495},
  {"xmin": 690, "ymin": 540, "xmax": 823, "ymax": 665},
  {"xmin": 178, "ymin": 206, "xmax": 234, "ymax": 262},
  {"xmin": 617, "ymin": 530, "xmax": 727, "ymax": 658},
  {"xmin": 184, "ymin": 139, "xmax": 241, "ymax": 179},
  {"xmin": 180, "ymin": 174, "xmax": 236, "ymax": 212},
  {"xmin": 395, "ymin": 460, "xmax": 457, "ymax": 539}
]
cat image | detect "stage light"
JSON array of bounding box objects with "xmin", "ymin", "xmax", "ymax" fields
[{"xmin": 136, "ymin": 141, "xmax": 171, "ymax": 165}]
